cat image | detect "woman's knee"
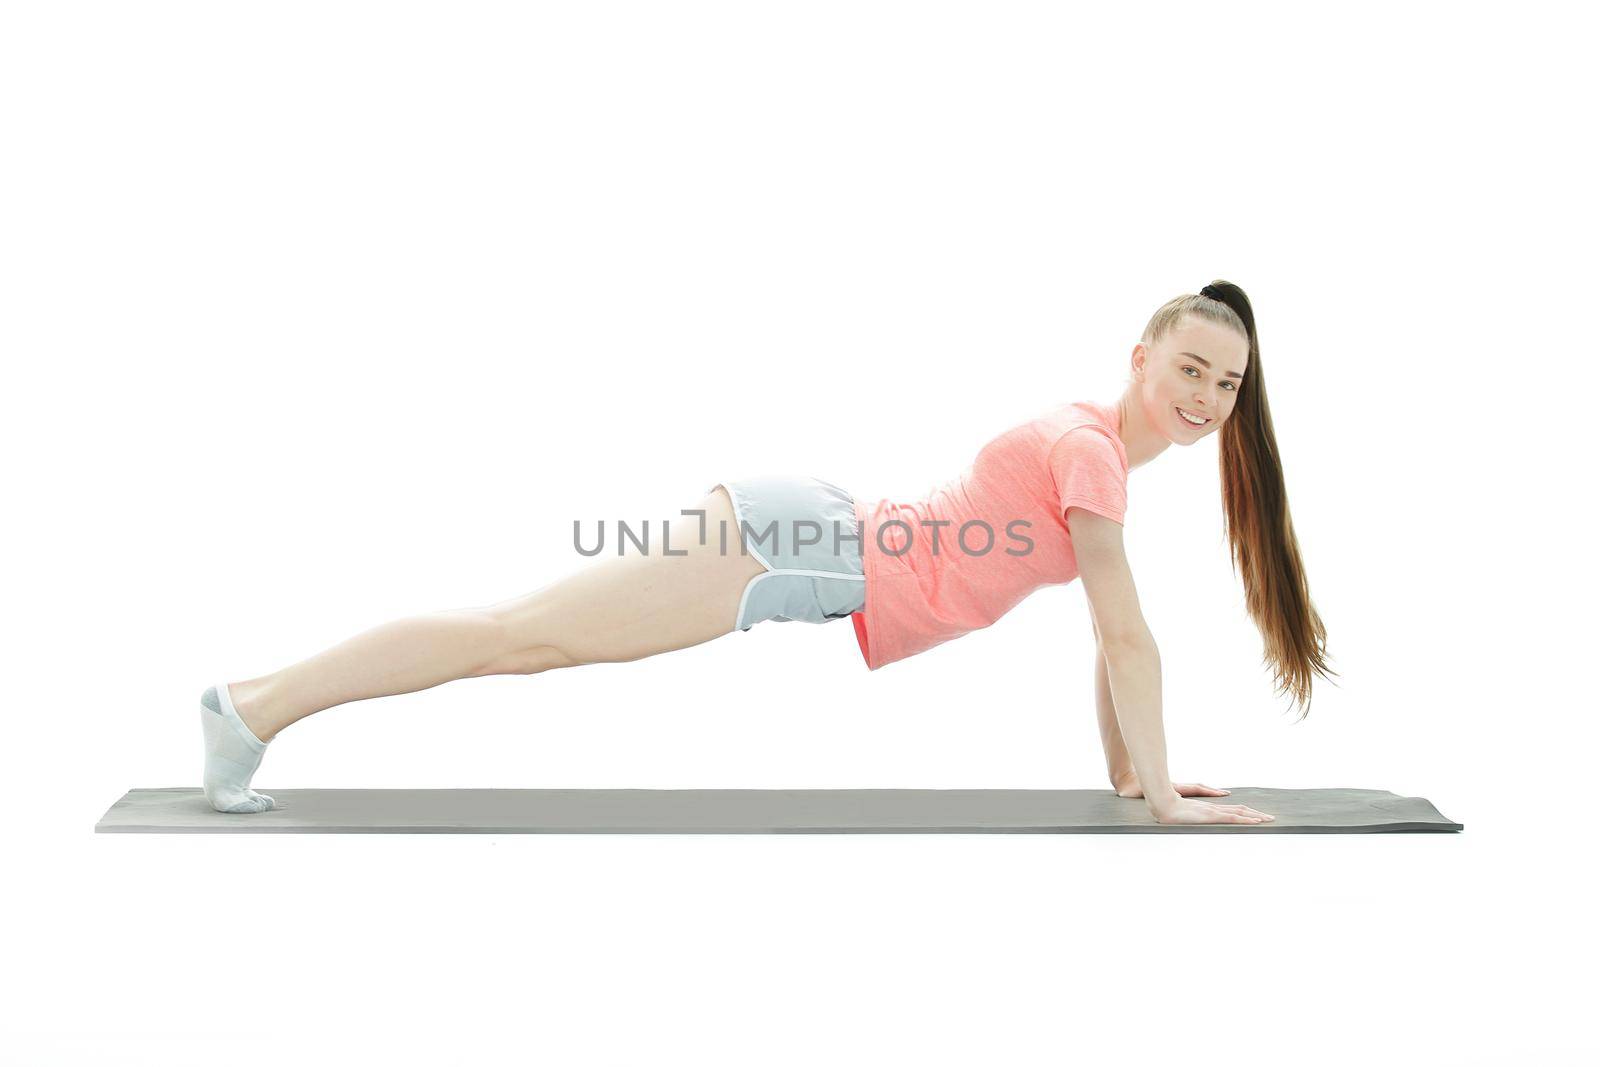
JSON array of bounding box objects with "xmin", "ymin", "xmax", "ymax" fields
[
  {"xmin": 473, "ymin": 636, "xmax": 581, "ymax": 676},
  {"xmin": 464, "ymin": 607, "xmax": 581, "ymax": 676},
  {"xmin": 499, "ymin": 644, "xmax": 581, "ymax": 675}
]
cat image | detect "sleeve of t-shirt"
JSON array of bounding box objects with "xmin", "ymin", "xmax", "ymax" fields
[{"xmin": 1047, "ymin": 426, "xmax": 1128, "ymax": 525}]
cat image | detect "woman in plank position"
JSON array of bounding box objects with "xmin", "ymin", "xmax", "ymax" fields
[{"xmin": 199, "ymin": 280, "xmax": 1333, "ymax": 825}]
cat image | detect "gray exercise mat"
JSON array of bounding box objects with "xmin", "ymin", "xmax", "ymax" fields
[{"xmin": 96, "ymin": 786, "xmax": 1461, "ymax": 834}]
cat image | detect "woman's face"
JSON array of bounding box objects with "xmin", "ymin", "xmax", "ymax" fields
[{"xmin": 1135, "ymin": 318, "xmax": 1250, "ymax": 443}]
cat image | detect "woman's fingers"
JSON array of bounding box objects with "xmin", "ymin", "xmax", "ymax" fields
[
  {"xmin": 1176, "ymin": 783, "xmax": 1231, "ymax": 797},
  {"xmin": 1156, "ymin": 799, "xmax": 1277, "ymax": 825},
  {"xmin": 1218, "ymin": 803, "xmax": 1274, "ymax": 821}
]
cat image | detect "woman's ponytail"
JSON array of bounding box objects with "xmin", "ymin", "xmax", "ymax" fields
[{"xmin": 1144, "ymin": 281, "xmax": 1338, "ymax": 718}]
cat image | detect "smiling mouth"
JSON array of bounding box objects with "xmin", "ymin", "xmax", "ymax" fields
[{"xmin": 1176, "ymin": 406, "xmax": 1212, "ymax": 427}]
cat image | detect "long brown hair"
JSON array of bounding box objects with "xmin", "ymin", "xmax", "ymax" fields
[{"xmin": 1141, "ymin": 281, "xmax": 1337, "ymax": 719}]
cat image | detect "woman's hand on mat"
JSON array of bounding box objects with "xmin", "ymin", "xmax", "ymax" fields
[
  {"xmin": 1147, "ymin": 793, "xmax": 1276, "ymax": 825},
  {"xmin": 1111, "ymin": 772, "xmax": 1230, "ymax": 801}
]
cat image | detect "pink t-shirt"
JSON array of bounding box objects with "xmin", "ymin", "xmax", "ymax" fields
[{"xmin": 850, "ymin": 400, "xmax": 1129, "ymax": 670}]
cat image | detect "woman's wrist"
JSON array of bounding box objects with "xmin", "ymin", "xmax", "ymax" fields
[{"xmin": 1145, "ymin": 788, "xmax": 1182, "ymax": 816}]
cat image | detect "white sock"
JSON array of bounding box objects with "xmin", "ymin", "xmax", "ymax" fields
[{"xmin": 200, "ymin": 683, "xmax": 275, "ymax": 813}]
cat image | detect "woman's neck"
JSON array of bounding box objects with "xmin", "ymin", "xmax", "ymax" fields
[{"xmin": 1113, "ymin": 387, "xmax": 1173, "ymax": 471}]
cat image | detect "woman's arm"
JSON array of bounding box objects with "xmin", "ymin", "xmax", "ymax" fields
[
  {"xmin": 1068, "ymin": 507, "xmax": 1177, "ymax": 816},
  {"xmin": 1094, "ymin": 645, "xmax": 1137, "ymax": 789},
  {"xmin": 1069, "ymin": 507, "xmax": 1275, "ymax": 826},
  {"xmin": 1098, "ymin": 634, "xmax": 1174, "ymax": 809},
  {"xmin": 1086, "ymin": 589, "xmax": 1138, "ymax": 790}
]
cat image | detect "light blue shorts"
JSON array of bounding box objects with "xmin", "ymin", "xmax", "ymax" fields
[{"xmin": 709, "ymin": 475, "xmax": 866, "ymax": 631}]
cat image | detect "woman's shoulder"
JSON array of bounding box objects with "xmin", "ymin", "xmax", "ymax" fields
[
  {"xmin": 1042, "ymin": 401, "xmax": 1128, "ymax": 472},
  {"xmin": 1027, "ymin": 398, "xmax": 1120, "ymax": 438}
]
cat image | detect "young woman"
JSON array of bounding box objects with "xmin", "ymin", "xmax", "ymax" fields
[{"xmin": 199, "ymin": 280, "xmax": 1333, "ymax": 825}]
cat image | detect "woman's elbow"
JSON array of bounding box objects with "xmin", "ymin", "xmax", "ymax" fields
[{"xmin": 1098, "ymin": 627, "xmax": 1158, "ymax": 659}]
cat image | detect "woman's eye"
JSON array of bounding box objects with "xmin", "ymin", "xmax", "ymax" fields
[{"xmin": 1185, "ymin": 365, "xmax": 1237, "ymax": 391}]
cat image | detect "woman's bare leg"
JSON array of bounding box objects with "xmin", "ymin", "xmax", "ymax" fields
[{"xmin": 226, "ymin": 485, "xmax": 765, "ymax": 742}]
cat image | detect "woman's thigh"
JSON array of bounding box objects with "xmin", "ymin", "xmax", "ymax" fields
[{"xmin": 479, "ymin": 485, "xmax": 766, "ymax": 672}]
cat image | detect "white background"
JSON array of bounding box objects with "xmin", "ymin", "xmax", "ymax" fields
[{"xmin": 4, "ymin": 1, "xmax": 1595, "ymax": 1064}]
